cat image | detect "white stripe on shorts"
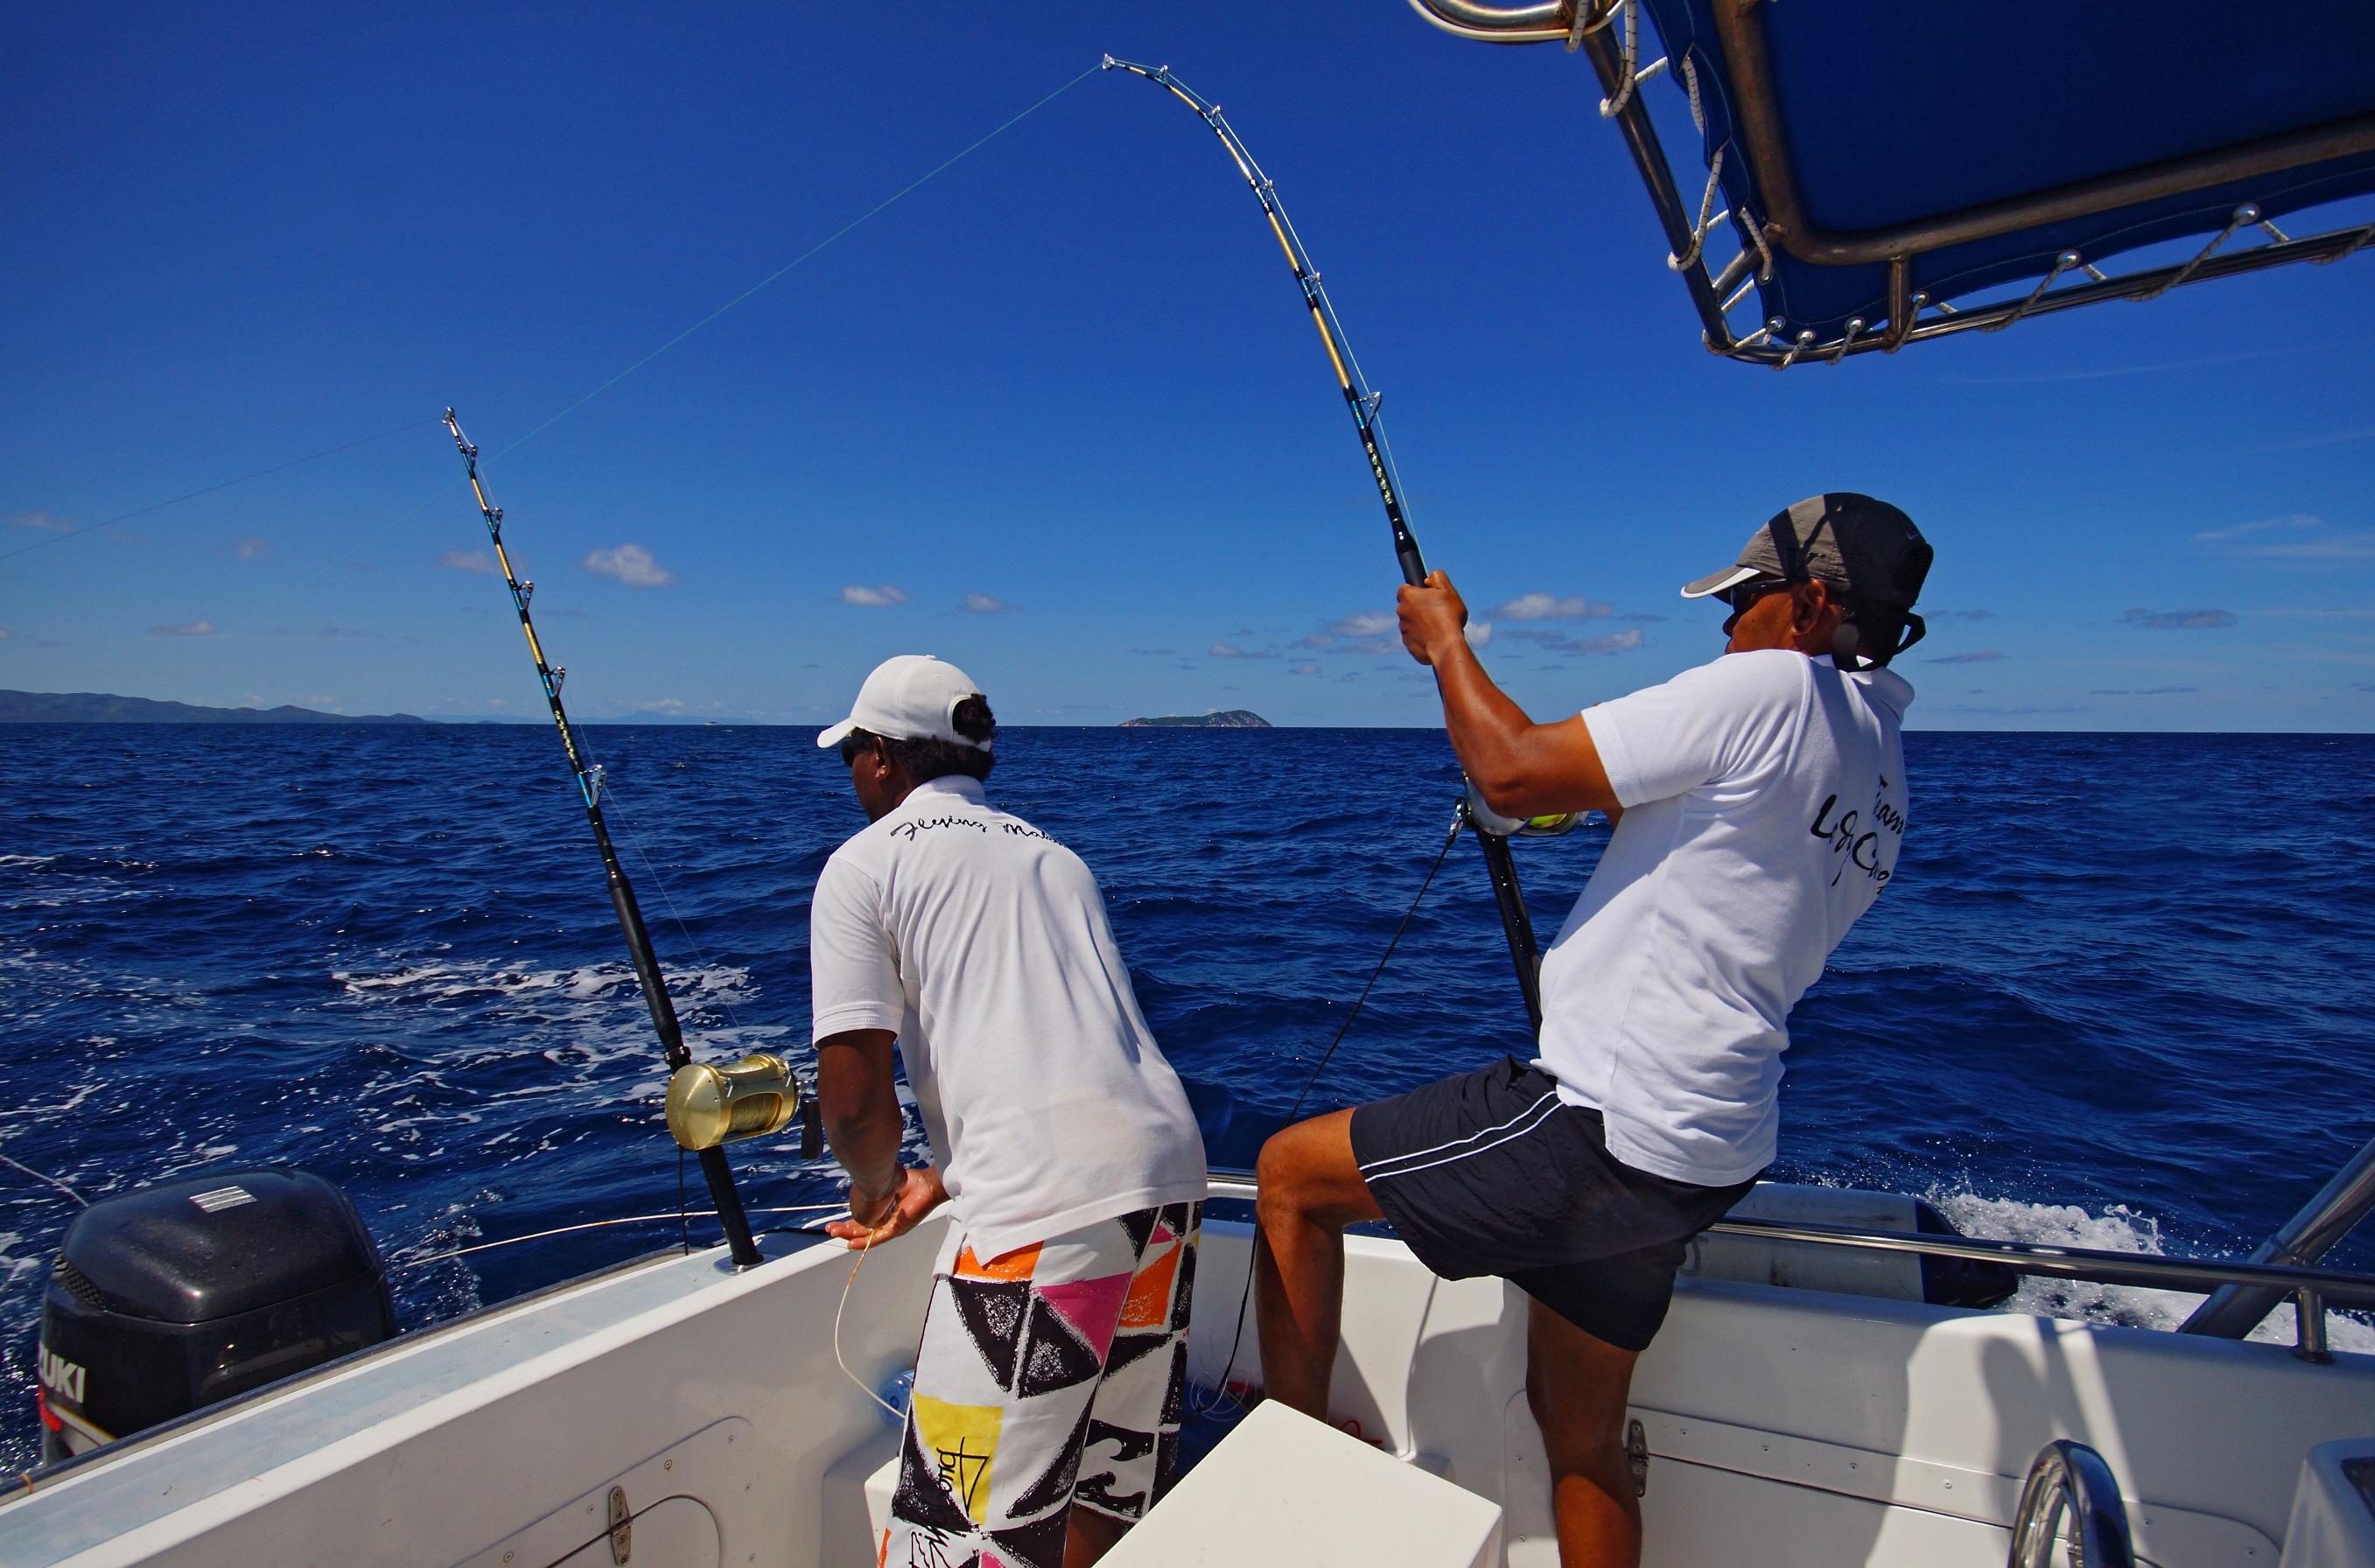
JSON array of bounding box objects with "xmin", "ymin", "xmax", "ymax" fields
[{"xmin": 1358, "ymin": 1090, "xmax": 1559, "ymax": 1183}]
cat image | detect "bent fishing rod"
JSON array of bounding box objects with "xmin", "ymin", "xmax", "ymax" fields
[
  {"xmin": 443, "ymin": 409, "xmax": 814, "ymax": 1270},
  {"xmin": 1103, "ymin": 58, "xmax": 1548, "ymax": 1030}
]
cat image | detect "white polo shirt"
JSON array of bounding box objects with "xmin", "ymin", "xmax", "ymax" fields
[
  {"xmin": 1541, "ymin": 650, "xmax": 1915, "ymax": 1187},
  {"xmin": 809, "ymin": 775, "xmax": 1208, "ymax": 1259}
]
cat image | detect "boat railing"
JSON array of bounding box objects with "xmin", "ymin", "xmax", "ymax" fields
[
  {"xmin": 2007, "ymin": 1439, "xmax": 2135, "ymax": 1568},
  {"xmin": 1204, "ymin": 1172, "xmax": 2375, "ymax": 1361},
  {"xmin": 2180, "ymin": 1131, "xmax": 2375, "ymax": 1340}
]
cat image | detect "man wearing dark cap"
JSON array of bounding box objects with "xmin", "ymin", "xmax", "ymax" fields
[{"xmin": 1252, "ymin": 496, "xmax": 1930, "ymax": 1568}]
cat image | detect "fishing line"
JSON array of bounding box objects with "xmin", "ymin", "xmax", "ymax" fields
[
  {"xmin": 269, "ymin": 64, "xmax": 1101, "ymax": 587},
  {"xmin": 836, "ymin": 1219, "xmax": 906, "ymax": 1423},
  {"xmin": 0, "ymin": 416, "xmax": 445, "ymax": 564},
  {"xmin": 1197, "ymin": 811, "xmax": 1464, "ymax": 1415},
  {"xmin": 392, "ymin": 1203, "xmax": 843, "ymax": 1268},
  {"xmin": 0, "ymin": 1147, "xmax": 91, "ymax": 1209},
  {"xmin": 481, "ymin": 62, "xmax": 1102, "ymax": 466}
]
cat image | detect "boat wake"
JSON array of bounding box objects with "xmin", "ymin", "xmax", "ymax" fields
[{"xmin": 1933, "ymin": 1189, "xmax": 2375, "ymax": 1353}]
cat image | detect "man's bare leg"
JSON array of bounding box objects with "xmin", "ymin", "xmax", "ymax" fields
[
  {"xmin": 1525, "ymin": 1298, "xmax": 1645, "ymax": 1568},
  {"xmin": 1252, "ymin": 1110, "xmax": 1384, "ymax": 1418}
]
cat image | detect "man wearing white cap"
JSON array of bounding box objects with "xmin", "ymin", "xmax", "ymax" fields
[
  {"xmin": 809, "ymin": 654, "xmax": 1208, "ymax": 1568},
  {"xmin": 1252, "ymin": 495, "xmax": 1931, "ymax": 1568}
]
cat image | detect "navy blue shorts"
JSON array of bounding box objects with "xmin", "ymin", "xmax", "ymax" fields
[{"xmin": 1349, "ymin": 1056, "xmax": 1759, "ymax": 1352}]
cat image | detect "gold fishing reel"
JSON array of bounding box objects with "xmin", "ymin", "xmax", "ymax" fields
[{"xmin": 666, "ymin": 1052, "xmax": 804, "ymax": 1151}]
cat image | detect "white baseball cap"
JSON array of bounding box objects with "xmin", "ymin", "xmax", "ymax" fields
[{"xmin": 816, "ymin": 654, "xmax": 991, "ymax": 752}]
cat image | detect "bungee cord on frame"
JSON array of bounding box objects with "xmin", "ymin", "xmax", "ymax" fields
[{"xmin": 1103, "ymin": 57, "xmax": 1551, "ymax": 1031}]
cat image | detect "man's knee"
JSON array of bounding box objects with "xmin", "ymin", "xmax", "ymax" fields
[{"xmin": 1253, "ymin": 1110, "xmax": 1377, "ymax": 1232}]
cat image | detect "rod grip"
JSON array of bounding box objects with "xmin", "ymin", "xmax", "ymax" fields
[{"xmin": 1396, "ymin": 537, "xmax": 1428, "ymax": 587}]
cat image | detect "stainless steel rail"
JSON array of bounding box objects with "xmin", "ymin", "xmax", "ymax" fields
[
  {"xmin": 2183, "ymin": 1130, "xmax": 2375, "ymax": 1340},
  {"xmin": 1400, "ymin": 0, "xmax": 2375, "ymax": 366},
  {"xmin": 2007, "ymin": 1440, "xmax": 2135, "ymax": 1568},
  {"xmin": 1203, "ymin": 1170, "xmax": 2375, "ymax": 1359}
]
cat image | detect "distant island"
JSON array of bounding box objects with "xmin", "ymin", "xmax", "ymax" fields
[
  {"xmin": 0, "ymin": 690, "xmax": 430, "ymax": 725},
  {"xmin": 1119, "ymin": 710, "xmax": 1272, "ymax": 729}
]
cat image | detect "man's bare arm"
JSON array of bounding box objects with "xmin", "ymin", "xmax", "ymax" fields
[
  {"xmin": 816, "ymin": 1027, "xmax": 906, "ymax": 1221},
  {"xmin": 1399, "ymin": 570, "xmax": 1622, "ymax": 821}
]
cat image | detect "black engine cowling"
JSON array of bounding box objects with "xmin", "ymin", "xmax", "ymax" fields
[{"xmin": 36, "ymin": 1167, "xmax": 396, "ymax": 1463}]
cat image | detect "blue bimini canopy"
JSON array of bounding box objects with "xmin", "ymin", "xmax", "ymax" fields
[{"xmin": 1410, "ymin": 0, "xmax": 2375, "ymax": 366}]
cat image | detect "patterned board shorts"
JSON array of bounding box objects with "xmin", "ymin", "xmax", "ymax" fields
[{"xmin": 880, "ymin": 1201, "xmax": 1202, "ymax": 1568}]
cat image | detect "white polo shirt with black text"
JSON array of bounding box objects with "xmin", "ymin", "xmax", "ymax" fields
[{"xmin": 810, "ymin": 775, "xmax": 1208, "ymax": 1261}]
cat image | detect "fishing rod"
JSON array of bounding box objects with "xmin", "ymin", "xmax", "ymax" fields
[
  {"xmin": 1103, "ymin": 58, "xmax": 1550, "ymax": 1030},
  {"xmin": 443, "ymin": 409, "xmax": 815, "ymax": 1270}
]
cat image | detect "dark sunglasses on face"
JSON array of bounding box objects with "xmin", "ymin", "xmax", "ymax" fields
[{"xmin": 1720, "ymin": 577, "xmax": 1797, "ymax": 615}]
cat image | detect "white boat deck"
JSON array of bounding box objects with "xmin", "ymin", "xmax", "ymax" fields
[{"xmin": 4, "ymin": 1209, "xmax": 2371, "ymax": 1567}]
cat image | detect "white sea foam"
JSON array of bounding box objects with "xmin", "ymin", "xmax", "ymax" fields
[{"xmin": 1932, "ymin": 1190, "xmax": 2375, "ymax": 1354}]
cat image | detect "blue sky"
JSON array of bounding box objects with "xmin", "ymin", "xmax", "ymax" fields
[{"xmin": 4, "ymin": 5, "xmax": 2371, "ymax": 730}]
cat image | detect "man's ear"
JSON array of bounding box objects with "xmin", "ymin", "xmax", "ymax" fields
[{"xmin": 1792, "ymin": 581, "xmax": 1828, "ymax": 634}]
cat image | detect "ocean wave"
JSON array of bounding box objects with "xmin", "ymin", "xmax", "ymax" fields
[{"xmin": 1935, "ymin": 1190, "xmax": 2375, "ymax": 1353}]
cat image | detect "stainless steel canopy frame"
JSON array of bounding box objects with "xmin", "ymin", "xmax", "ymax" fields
[{"xmin": 1405, "ymin": 0, "xmax": 2375, "ymax": 366}]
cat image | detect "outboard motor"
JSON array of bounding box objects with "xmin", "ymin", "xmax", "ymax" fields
[{"xmin": 35, "ymin": 1168, "xmax": 396, "ymax": 1463}]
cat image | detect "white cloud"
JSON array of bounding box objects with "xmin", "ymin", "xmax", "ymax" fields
[
  {"xmin": 233, "ymin": 536, "xmax": 270, "ymax": 560},
  {"xmin": 1290, "ymin": 662, "xmax": 1321, "ymax": 676},
  {"xmin": 2249, "ymin": 533, "xmax": 2375, "ymax": 561},
  {"xmin": 152, "ymin": 619, "xmax": 216, "ymax": 637},
  {"xmin": 961, "ymin": 592, "xmax": 1015, "ymax": 614},
  {"xmin": 1465, "ymin": 621, "xmax": 1493, "ymax": 648},
  {"xmin": 582, "ymin": 542, "xmax": 676, "ymax": 588},
  {"xmin": 1506, "ymin": 626, "xmax": 1644, "ymax": 655},
  {"xmin": 2121, "ymin": 607, "xmax": 2238, "ymax": 629},
  {"xmin": 1209, "ymin": 643, "xmax": 1277, "ymax": 660},
  {"xmin": 1492, "ymin": 592, "xmax": 1611, "ymax": 621},
  {"xmin": 439, "ymin": 548, "xmax": 503, "ymax": 575},
  {"xmin": 839, "ymin": 583, "xmax": 909, "ymax": 606},
  {"xmin": 2195, "ymin": 513, "xmax": 2321, "ymax": 542},
  {"xmin": 1328, "ymin": 611, "xmax": 1395, "ymax": 638},
  {"xmin": 7, "ymin": 511, "xmax": 72, "ymax": 532}
]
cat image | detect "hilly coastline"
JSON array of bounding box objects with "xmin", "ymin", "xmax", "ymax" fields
[{"xmin": 0, "ymin": 690, "xmax": 430, "ymax": 725}]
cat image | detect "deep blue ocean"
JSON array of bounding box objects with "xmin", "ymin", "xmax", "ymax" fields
[{"xmin": 4, "ymin": 723, "xmax": 2372, "ymax": 1469}]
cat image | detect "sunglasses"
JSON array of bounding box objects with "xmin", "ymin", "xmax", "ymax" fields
[
  {"xmin": 1719, "ymin": 577, "xmax": 1797, "ymax": 615},
  {"xmin": 837, "ymin": 732, "xmax": 876, "ymax": 766}
]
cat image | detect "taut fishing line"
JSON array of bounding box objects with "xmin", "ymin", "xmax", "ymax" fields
[
  {"xmin": 1196, "ymin": 812, "xmax": 1464, "ymax": 1415},
  {"xmin": 0, "ymin": 415, "xmax": 444, "ymax": 564},
  {"xmin": 298, "ymin": 62, "xmax": 1102, "ymax": 585},
  {"xmin": 482, "ymin": 62, "xmax": 1103, "ymax": 466}
]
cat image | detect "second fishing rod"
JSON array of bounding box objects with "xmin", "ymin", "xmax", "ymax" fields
[
  {"xmin": 444, "ymin": 410, "xmax": 819, "ymax": 1270},
  {"xmin": 1104, "ymin": 57, "xmax": 1556, "ymax": 1031}
]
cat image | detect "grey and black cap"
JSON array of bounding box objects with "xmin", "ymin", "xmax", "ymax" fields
[{"xmin": 1681, "ymin": 493, "xmax": 1932, "ymax": 611}]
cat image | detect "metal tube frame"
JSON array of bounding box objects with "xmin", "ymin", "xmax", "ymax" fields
[
  {"xmin": 1403, "ymin": 0, "xmax": 2375, "ymax": 366},
  {"xmin": 2182, "ymin": 1130, "xmax": 2375, "ymax": 1341},
  {"xmin": 1104, "ymin": 57, "xmax": 1545, "ymax": 1030},
  {"xmin": 1204, "ymin": 1171, "xmax": 2375, "ymax": 1358}
]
